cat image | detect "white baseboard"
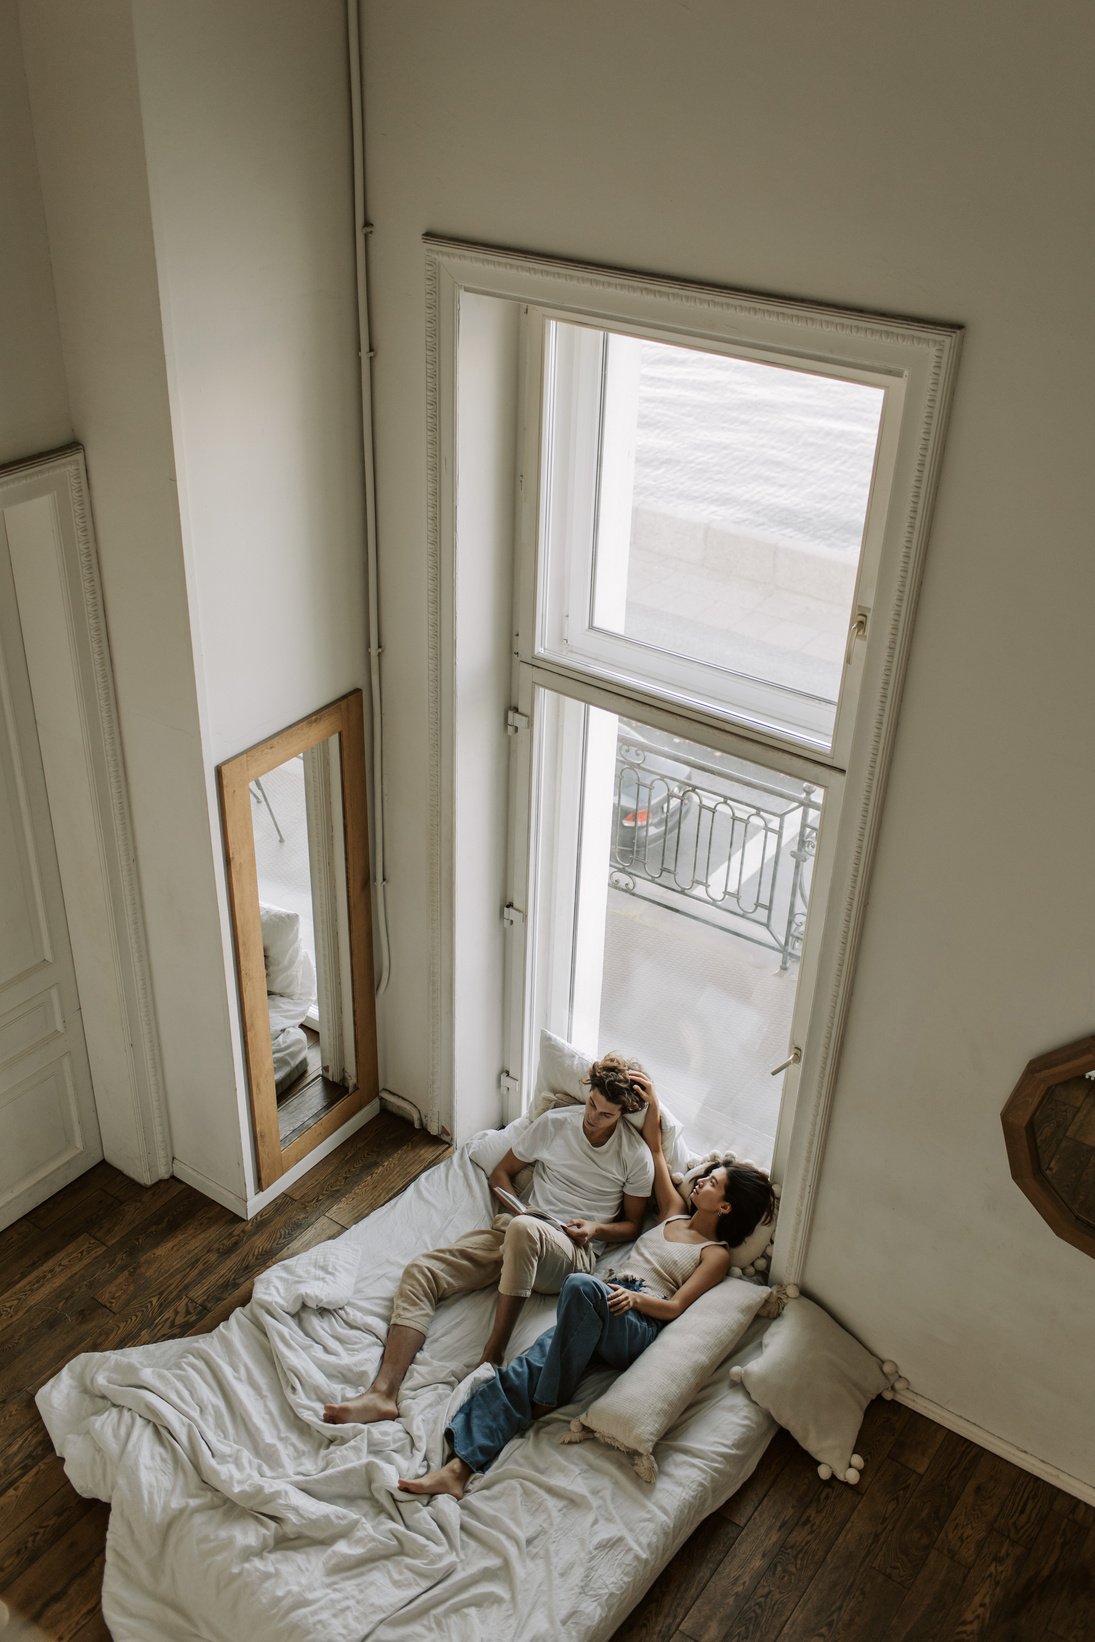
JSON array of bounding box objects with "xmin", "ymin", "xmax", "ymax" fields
[
  {"xmin": 172, "ymin": 1099, "xmax": 381, "ymax": 1219},
  {"xmin": 171, "ymin": 1158, "xmax": 249, "ymax": 1217},
  {"xmin": 897, "ymin": 1387, "xmax": 1095, "ymax": 1507}
]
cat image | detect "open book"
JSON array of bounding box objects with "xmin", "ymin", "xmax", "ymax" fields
[{"xmin": 491, "ymin": 1185, "xmax": 571, "ymax": 1234}]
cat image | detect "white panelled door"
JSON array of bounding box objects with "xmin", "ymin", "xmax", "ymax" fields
[{"xmin": 0, "ymin": 535, "xmax": 101, "ymax": 1230}]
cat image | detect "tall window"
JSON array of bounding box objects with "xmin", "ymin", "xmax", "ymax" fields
[{"xmin": 427, "ymin": 243, "xmax": 959, "ymax": 1240}]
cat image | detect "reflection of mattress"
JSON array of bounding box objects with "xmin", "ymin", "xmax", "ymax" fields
[
  {"xmin": 268, "ymin": 1003, "xmax": 308, "ymax": 1092},
  {"xmin": 260, "ymin": 903, "xmax": 317, "ymax": 1092}
]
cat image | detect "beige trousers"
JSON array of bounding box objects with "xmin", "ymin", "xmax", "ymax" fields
[{"xmin": 390, "ymin": 1213, "xmax": 596, "ymax": 1336}]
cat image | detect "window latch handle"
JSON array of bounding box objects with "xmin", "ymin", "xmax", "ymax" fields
[
  {"xmin": 770, "ymin": 1046, "xmax": 802, "ymax": 1076},
  {"xmin": 845, "ymin": 609, "xmax": 869, "ymax": 665}
]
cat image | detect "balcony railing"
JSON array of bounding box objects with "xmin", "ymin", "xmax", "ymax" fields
[{"xmin": 608, "ymin": 732, "xmax": 820, "ymax": 969}]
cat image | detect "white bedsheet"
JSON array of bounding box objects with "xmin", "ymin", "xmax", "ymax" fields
[{"xmin": 36, "ymin": 1148, "xmax": 775, "ymax": 1642}]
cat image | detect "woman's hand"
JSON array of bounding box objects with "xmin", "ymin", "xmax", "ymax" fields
[{"xmin": 607, "ymin": 1284, "xmax": 642, "ymax": 1315}]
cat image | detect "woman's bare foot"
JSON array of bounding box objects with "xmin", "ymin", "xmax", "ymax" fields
[
  {"xmin": 397, "ymin": 1457, "xmax": 473, "ymax": 1499},
  {"xmin": 322, "ymin": 1388, "xmax": 399, "ymax": 1425}
]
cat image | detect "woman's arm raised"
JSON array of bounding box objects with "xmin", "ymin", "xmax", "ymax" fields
[{"xmin": 632, "ymin": 1072, "xmax": 688, "ymax": 1225}]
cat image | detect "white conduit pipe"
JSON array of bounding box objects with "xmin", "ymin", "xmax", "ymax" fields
[{"xmin": 346, "ymin": 0, "xmax": 390, "ymax": 995}]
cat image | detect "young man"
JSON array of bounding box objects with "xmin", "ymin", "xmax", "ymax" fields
[{"xmin": 322, "ymin": 1054, "xmax": 654, "ymax": 1426}]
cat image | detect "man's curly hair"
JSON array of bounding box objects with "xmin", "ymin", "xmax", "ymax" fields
[{"xmin": 583, "ymin": 1052, "xmax": 647, "ymax": 1114}]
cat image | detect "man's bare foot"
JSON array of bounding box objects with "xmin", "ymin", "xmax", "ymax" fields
[
  {"xmin": 397, "ymin": 1457, "xmax": 473, "ymax": 1499},
  {"xmin": 321, "ymin": 1388, "xmax": 399, "ymax": 1425}
]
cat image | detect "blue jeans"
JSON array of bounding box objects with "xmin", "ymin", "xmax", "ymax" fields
[{"xmin": 447, "ymin": 1272, "xmax": 661, "ymax": 1474}]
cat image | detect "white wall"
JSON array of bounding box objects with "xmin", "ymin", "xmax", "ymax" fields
[
  {"xmin": 360, "ymin": 0, "xmax": 1095, "ymax": 1492},
  {"xmin": 129, "ymin": 0, "xmax": 368, "ymax": 1194},
  {"xmin": 0, "ymin": 0, "xmax": 69, "ymax": 463},
  {"xmin": 131, "ymin": 0, "xmax": 367, "ymax": 765},
  {"xmin": 15, "ymin": 0, "xmax": 368, "ymax": 1209},
  {"xmin": 18, "ymin": 0, "xmax": 241, "ymax": 1198}
]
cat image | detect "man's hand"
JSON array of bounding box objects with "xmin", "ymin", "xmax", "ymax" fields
[{"xmin": 563, "ymin": 1219, "xmax": 598, "ymax": 1248}]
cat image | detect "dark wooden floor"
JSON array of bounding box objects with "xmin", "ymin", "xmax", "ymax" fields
[
  {"xmin": 610, "ymin": 1408, "xmax": 1094, "ymax": 1642},
  {"xmin": 2, "ymin": 1118, "xmax": 1092, "ymax": 1642}
]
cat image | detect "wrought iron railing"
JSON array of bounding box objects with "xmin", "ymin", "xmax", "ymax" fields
[{"xmin": 608, "ymin": 731, "xmax": 820, "ymax": 969}]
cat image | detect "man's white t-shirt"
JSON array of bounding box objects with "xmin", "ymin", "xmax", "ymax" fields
[{"xmin": 511, "ymin": 1107, "xmax": 654, "ymax": 1236}]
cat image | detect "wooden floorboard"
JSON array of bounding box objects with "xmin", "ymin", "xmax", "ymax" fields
[{"xmin": 2, "ymin": 1114, "xmax": 1093, "ymax": 1641}]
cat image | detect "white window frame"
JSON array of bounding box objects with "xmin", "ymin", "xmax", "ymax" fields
[{"xmin": 425, "ymin": 238, "xmax": 961, "ymax": 1280}]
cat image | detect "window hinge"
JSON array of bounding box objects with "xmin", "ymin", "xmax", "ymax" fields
[
  {"xmin": 502, "ymin": 903, "xmax": 525, "ymax": 929},
  {"xmin": 506, "ymin": 708, "xmax": 529, "ymax": 735},
  {"xmin": 500, "ymin": 1071, "xmax": 520, "ymax": 1101},
  {"xmin": 845, "ymin": 608, "xmax": 869, "ymax": 665}
]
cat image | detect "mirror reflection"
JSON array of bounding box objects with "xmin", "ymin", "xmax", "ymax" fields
[
  {"xmin": 252, "ymin": 739, "xmax": 353, "ymax": 1145},
  {"xmin": 1031, "ymin": 1071, "xmax": 1095, "ymax": 1232}
]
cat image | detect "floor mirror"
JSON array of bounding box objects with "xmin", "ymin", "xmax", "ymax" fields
[{"xmin": 217, "ymin": 690, "xmax": 378, "ymax": 1188}]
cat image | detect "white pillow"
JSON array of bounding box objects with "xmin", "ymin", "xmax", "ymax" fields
[
  {"xmin": 562, "ymin": 1277, "xmax": 771, "ymax": 1481},
  {"xmin": 729, "ymin": 1294, "xmax": 895, "ymax": 1483},
  {"xmin": 533, "ymin": 1029, "xmax": 691, "ymax": 1176},
  {"xmin": 259, "ymin": 902, "xmax": 315, "ymax": 1001},
  {"xmin": 532, "ymin": 1028, "xmax": 597, "ymax": 1112},
  {"xmin": 464, "ymin": 1113, "xmax": 533, "ymax": 1177}
]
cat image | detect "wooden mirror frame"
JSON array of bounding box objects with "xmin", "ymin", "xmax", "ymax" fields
[
  {"xmin": 217, "ymin": 690, "xmax": 378, "ymax": 1188},
  {"xmin": 1001, "ymin": 1033, "xmax": 1095, "ymax": 1258}
]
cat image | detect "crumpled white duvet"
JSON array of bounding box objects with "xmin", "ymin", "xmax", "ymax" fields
[{"xmin": 36, "ymin": 1148, "xmax": 775, "ymax": 1642}]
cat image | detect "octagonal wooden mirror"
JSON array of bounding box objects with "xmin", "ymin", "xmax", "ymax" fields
[{"xmin": 1001, "ymin": 1034, "xmax": 1095, "ymax": 1256}]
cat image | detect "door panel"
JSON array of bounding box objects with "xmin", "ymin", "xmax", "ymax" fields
[{"xmin": 0, "ymin": 530, "xmax": 101, "ymax": 1229}]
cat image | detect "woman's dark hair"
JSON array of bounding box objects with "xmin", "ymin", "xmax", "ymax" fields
[
  {"xmin": 583, "ymin": 1052, "xmax": 646, "ymax": 1114},
  {"xmin": 690, "ymin": 1157, "xmax": 776, "ymax": 1251}
]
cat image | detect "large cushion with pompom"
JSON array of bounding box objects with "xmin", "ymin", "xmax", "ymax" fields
[{"xmin": 728, "ymin": 1293, "xmax": 900, "ymax": 1483}]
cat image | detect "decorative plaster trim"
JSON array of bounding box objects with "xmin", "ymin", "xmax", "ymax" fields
[
  {"xmin": 0, "ymin": 446, "xmax": 172, "ymax": 1182},
  {"xmin": 422, "ymin": 236, "xmax": 959, "ymax": 359}
]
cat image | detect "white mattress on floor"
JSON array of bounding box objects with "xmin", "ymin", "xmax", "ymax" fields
[{"xmin": 36, "ymin": 1147, "xmax": 775, "ymax": 1642}]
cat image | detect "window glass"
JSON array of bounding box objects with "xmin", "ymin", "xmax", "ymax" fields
[
  {"xmin": 540, "ymin": 322, "xmax": 886, "ymax": 750},
  {"xmin": 529, "ymin": 689, "xmax": 825, "ymax": 1164}
]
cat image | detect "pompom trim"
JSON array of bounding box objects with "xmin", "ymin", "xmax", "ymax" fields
[{"xmin": 562, "ymin": 1419, "xmax": 658, "ymax": 1482}]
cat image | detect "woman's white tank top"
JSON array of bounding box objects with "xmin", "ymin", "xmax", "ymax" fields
[{"xmin": 608, "ymin": 1215, "xmax": 720, "ymax": 1299}]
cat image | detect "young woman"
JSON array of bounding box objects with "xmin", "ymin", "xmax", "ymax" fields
[{"xmin": 398, "ymin": 1072, "xmax": 775, "ymax": 1500}]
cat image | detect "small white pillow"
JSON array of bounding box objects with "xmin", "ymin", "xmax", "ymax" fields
[
  {"xmin": 464, "ymin": 1114, "xmax": 533, "ymax": 1177},
  {"xmin": 532, "ymin": 1028, "xmax": 594, "ymax": 1113},
  {"xmin": 533, "ymin": 1029, "xmax": 691, "ymax": 1176},
  {"xmin": 562, "ymin": 1278, "xmax": 769, "ymax": 1481},
  {"xmin": 730, "ymin": 1295, "xmax": 893, "ymax": 1483}
]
